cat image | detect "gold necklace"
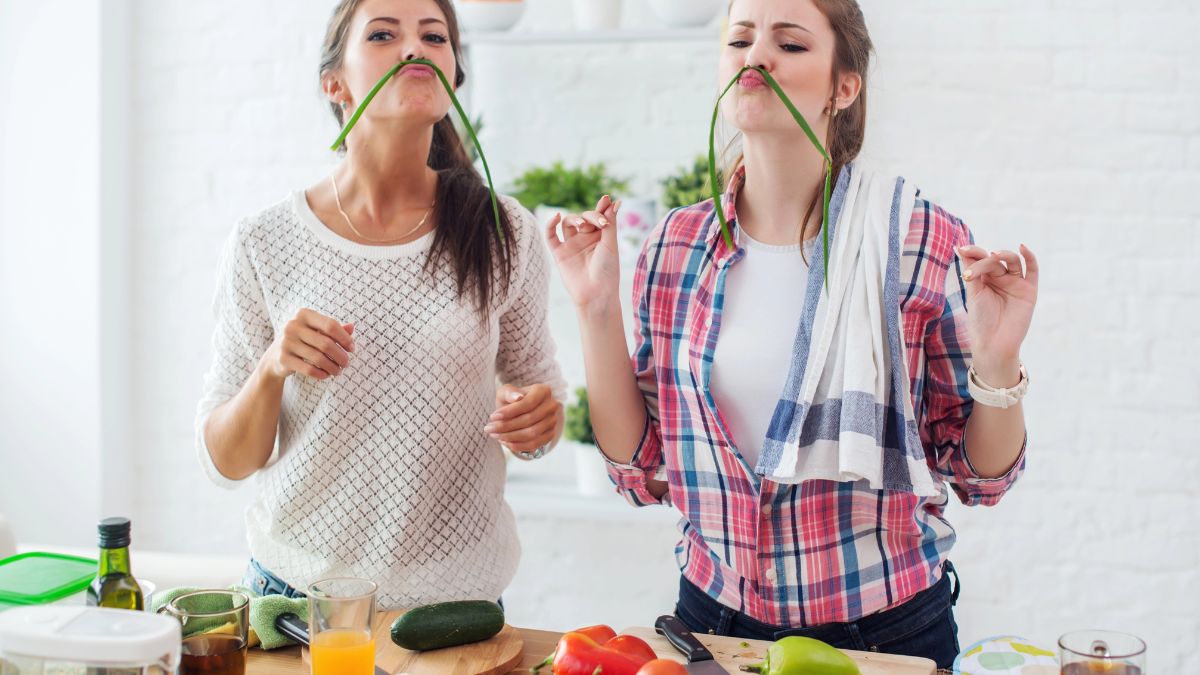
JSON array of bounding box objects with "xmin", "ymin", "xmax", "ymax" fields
[{"xmin": 331, "ymin": 175, "xmax": 435, "ymax": 244}]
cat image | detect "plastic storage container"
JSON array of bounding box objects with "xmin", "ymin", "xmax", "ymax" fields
[
  {"xmin": 0, "ymin": 605, "xmax": 180, "ymax": 674},
  {"xmin": 0, "ymin": 552, "xmax": 97, "ymax": 610}
]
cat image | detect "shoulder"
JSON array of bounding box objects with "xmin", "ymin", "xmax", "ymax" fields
[
  {"xmin": 228, "ymin": 193, "xmax": 305, "ymax": 256},
  {"xmin": 496, "ymin": 194, "xmax": 543, "ymax": 261},
  {"xmin": 656, "ymin": 198, "xmax": 718, "ymax": 247},
  {"xmin": 906, "ymin": 195, "xmax": 972, "ymax": 270}
]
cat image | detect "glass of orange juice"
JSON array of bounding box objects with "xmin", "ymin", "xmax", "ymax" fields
[{"xmin": 307, "ymin": 577, "xmax": 378, "ymax": 675}]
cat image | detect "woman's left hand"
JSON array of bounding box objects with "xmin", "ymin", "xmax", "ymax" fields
[
  {"xmin": 957, "ymin": 243, "xmax": 1039, "ymax": 384},
  {"xmin": 486, "ymin": 383, "xmax": 563, "ymax": 454}
]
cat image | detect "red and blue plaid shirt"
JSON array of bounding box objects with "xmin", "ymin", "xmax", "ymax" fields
[{"xmin": 604, "ymin": 167, "xmax": 1026, "ymax": 627}]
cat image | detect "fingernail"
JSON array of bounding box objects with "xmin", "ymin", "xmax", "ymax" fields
[
  {"xmin": 507, "ymin": 392, "xmax": 524, "ymax": 402},
  {"xmin": 614, "ymin": 200, "xmax": 623, "ymax": 211},
  {"xmin": 489, "ymin": 412, "xmax": 502, "ymax": 421},
  {"xmin": 598, "ymin": 217, "xmax": 610, "ymax": 228},
  {"xmin": 484, "ymin": 424, "xmax": 497, "ymax": 433},
  {"xmin": 962, "ymin": 270, "xmax": 974, "ymax": 280},
  {"xmin": 489, "ymin": 433, "xmax": 501, "ymax": 440}
]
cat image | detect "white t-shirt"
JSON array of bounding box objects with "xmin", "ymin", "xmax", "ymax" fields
[
  {"xmin": 195, "ymin": 191, "xmax": 564, "ymax": 608},
  {"xmin": 710, "ymin": 230, "xmax": 813, "ymax": 472}
]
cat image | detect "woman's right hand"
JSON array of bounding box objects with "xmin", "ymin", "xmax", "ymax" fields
[
  {"xmin": 544, "ymin": 194, "xmax": 622, "ymax": 316},
  {"xmin": 261, "ymin": 308, "xmax": 355, "ymax": 382}
]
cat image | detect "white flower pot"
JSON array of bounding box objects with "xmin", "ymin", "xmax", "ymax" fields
[
  {"xmin": 571, "ymin": 0, "xmax": 622, "ymax": 31},
  {"xmin": 567, "ymin": 441, "xmax": 613, "ymax": 497},
  {"xmin": 648, "ymin": 0, "xmax": 724, "ymax": 28},
  {"xmin": 454, "ymin": 0, "xmax": 526, "ymax": 33}
]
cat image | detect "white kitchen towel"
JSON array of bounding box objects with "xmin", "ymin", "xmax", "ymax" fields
[{"xmin": 757, "ymin": 163, "xmax": 938, "ymax": 496}]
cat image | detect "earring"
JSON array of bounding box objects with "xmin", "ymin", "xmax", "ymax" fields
[
  {"xmin": 341, "ymin": 101, "xmax": 350, "ymax": 111},
  {"xmin": 829, "ymin": 99, "xmax": 839, "ymax": 118}
]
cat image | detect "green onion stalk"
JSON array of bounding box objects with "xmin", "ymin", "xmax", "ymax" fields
[
  {"xmin": 709, "ymin": 66, "xmax": 833, "ymax": 285},
  {"xmin": 329, "ymin": 58, "xmax": 503, "ymax": 240}
]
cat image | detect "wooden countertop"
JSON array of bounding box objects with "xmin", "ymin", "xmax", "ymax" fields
[{"xmin": 246, "ymin": 626, "xmax": 561, "ymax": 674}]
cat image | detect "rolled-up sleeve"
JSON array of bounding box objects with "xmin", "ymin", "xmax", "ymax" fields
[
  {"xmin": 602, "ymin": 216, "xmax": 672, "ymax": 507},
  {"xmin": 921, "ymin": 210, "xmax": 1026, "ymax": 506}
]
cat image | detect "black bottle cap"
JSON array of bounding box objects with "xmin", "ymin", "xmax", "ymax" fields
[{"xmin": 98, "ymin": 517, "xmax": 132, "ymax": 549}]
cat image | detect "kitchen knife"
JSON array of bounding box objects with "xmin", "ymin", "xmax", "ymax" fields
[
  {"xmin": 276, "ymin": 612, "xmax": 392, "ymax": 675},
  {"xmin": 654, "ymin": 614, "xmax": 731, "ymax": 674}
]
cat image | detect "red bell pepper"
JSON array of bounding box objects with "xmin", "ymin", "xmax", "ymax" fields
[{"xmin": 532, "ymin": 625, "xmax": 658, "ymax": 675}]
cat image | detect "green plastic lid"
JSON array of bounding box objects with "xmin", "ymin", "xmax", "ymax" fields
[{"xmin": 0, "ymin": 552, "xmax": 97, "ymax": 605}]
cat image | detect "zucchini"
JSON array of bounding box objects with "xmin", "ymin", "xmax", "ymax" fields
[{"xmin": 389, "ymin": 600, "xmax": 505, "ymax": 651}]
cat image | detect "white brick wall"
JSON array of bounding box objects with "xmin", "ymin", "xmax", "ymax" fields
[{"xmin": 6, "ymin": 0, "xmax": 1195, "ymax": 670}]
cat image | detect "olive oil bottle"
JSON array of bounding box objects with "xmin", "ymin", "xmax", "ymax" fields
[{"xmin": 85, "ymin": 517, "xmax": 144, "ymax": 610}]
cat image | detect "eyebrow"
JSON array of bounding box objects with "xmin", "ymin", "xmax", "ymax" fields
[
  {"xmin": 731, "ymin": 20, "xmax": 813, "ymax": 34},
  {"xmin": 367, "ymin": 17, "xmax": 447, "ymax": 27}
]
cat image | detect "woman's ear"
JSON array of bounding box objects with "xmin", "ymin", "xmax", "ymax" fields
[
  {"xmin": 322, "ymin": 72, "xmax": 349, "ymax": 108},
  {"xmin": 835, "ymin": 71, "xmax": 863, "ymax": 111}
]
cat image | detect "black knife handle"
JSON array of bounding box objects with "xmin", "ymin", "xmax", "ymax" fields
[
  {"xmin": 275, "ymin": 612, "xmax": 311, "ymax": 646},
  {"xmin": 654, "ymin": 614, "xmax": 715, "ymax": 663}
]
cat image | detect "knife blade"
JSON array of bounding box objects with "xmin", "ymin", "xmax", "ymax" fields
[
  {"xmin": 654, "ymin": 614, "xmax": 731, "ymax": 674},
  {"xmin": 276, "ymin": 612, "xmax": 392, "ymax": 675}
]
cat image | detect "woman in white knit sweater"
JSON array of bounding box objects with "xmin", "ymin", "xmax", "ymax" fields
[{"xmin": 195, "ymin": 0, "xmax": 565, "ymax": 608}]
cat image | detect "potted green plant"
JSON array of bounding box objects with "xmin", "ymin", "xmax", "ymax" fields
[
  {"xmin": 661, "ymin": 155, "xmax": 712, "ymax": 210},
  {"xmin": 563, "ymin": 387, "xmax": 610, "ymax": 496},
  {"xmin": 511, "ymin": 161, "xmax": 628, "ymax": 226}
]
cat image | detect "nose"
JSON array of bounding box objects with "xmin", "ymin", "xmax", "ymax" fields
[{"xmin": 743, "ymin": 41, "xmax": 772, "ymax": 74}]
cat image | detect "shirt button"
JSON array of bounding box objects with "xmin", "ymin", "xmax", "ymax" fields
[
  {"xmin": 705, "ymin": 316, "xmax": 713, "ymax": 327},
  {"xmin": 762, "ymin": 504, "xmax": 773, "ymax": 515},
  {"xmin": 765, "ymin": 568, "xmax": 777, "ymax": 583}
]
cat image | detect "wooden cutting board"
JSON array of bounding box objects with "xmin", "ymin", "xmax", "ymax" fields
[
  {"xmin": 621, "ymin": 626, "xmax": 937, "ymax": 675},
  {"xmin": 248, "ymin": 609, "xmax": 524, "ymax": 675}
]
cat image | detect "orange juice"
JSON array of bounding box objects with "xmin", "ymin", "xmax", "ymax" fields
[{"xmin": 310, "ymin": 628, "xmax": 376, "ymax": 675}]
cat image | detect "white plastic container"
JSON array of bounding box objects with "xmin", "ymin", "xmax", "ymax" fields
[
  {"xmin": 455, "ymin": 0, "xmax": 526, "ymax": 32},
  {"xmin": 649, "ymin": 0, "xmax": 724, "ymax": 28},
  {"xmin": 0, "ymin": 605, "xmax": 180, "ymax": 674},
  {"xmin": 572, "ymin": 0, "xmax": 621, "ymax": 30}
]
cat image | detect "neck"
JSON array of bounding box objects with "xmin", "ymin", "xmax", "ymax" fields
[
  {"xmin": 736, "ymin": 131, "xmax": 829, "ymax": 246},
  {"xmin": 338, "ymin": 119, "xmax": 439, "ymax": 227},
  {"xmin": 98, "ymin": 547, "xmax": 132, "ymax": 576}
]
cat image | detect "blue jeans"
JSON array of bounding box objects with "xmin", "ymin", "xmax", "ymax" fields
[
  {"xmin": 674, "ymin": 561, "xmax": 961, "ymax": 670},
  {"xmin": 241, "ymin": 558, "xmax": 506, "ymax": 609}
]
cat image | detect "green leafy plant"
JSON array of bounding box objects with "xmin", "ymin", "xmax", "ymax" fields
[
  {"xmin": 564, "ymin": 387, "xmax": 594, "ymax": 445},
  {"xmin": 710, "ymin": 66, "xmax": 831, "ymax": 285},
  {"xmin": 661, "ymin": 155, "xmax": 712, "ymax": 210},
  {"xmin": 330, "ymin": 59, "xmax": 502, "ymax": 239},
  {"xmin": 510, "ymin": 162, "xmax": 629, "ymax": 214}
]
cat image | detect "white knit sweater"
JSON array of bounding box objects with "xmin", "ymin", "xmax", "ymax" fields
[{"xmin": 195, "ymin": 190, "xmax": 565, "ymax": 608}]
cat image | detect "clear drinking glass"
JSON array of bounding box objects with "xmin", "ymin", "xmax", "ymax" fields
[
  {"xmin": 307, "ymin": 577, "xmax": 378, "ymax": 675},
  {"xmin": 159, "ymin": 589, "xmax": 250, "ymax": 675},
  {"xmin": 1059, "ymin": 630, "xmax": 1146, "ymax": 674}
]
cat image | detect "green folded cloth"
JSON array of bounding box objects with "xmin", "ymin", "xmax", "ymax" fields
[
  {"xmin": 151, "ymin": 585, "xmax": 308, "ymax": 650},
  {"xmin": 249, "ymin": 593, "xmax": 309, "ymax": 650}
]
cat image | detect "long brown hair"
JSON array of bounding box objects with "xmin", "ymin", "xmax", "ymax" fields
[
  {"xmin": 320, "ymin": 0, "xmax": 515, "ymax": 317},
  {"xmin": 721, "ymin": 0, "xmax": 873, "ymax": 241}
]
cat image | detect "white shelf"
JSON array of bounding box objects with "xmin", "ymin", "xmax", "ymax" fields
[{"xmin": 462, "ymin": 27, "xmax": 719, "ymax": 46}]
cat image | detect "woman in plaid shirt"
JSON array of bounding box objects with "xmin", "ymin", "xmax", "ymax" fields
[{"xmin": 545, "ymin": 0, "xmax": 1038, "ymax": 668}]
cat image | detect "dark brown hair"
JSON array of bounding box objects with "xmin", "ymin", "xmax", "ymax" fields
[
  {"xmin": 723, "ymin": 0, "xmax": 873, "ymax": 241},
  {"xmin": 320, "ymin": 0, "xmax": 515, "ymax": 316}
]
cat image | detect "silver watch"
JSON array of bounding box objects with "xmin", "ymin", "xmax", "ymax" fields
[{"xmin": 511, "ymin": 444, "xmax": 549, "ymax": 461}]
